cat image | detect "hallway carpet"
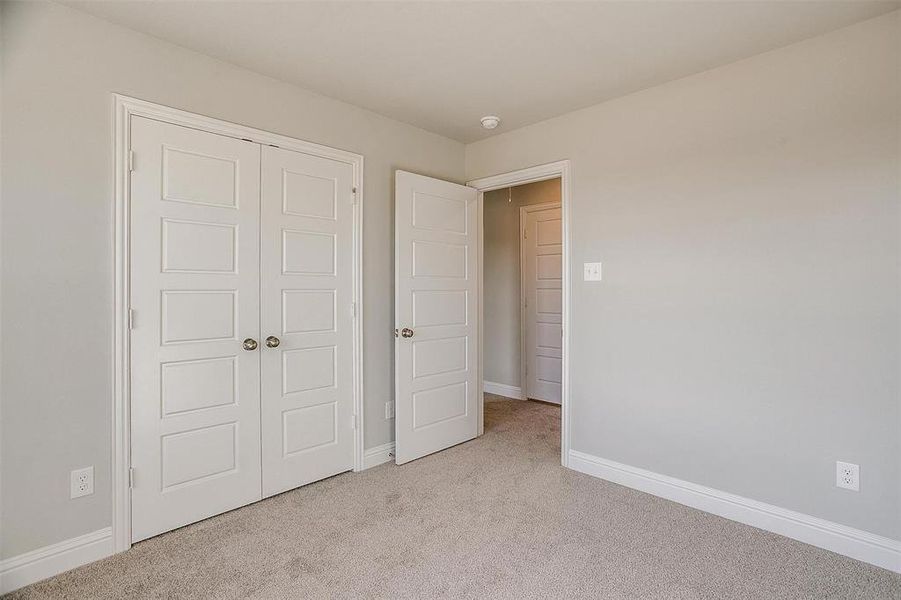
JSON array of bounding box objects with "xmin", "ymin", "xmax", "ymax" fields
[{"xmin": 9, "ymin": 396, "xmax": 900, "ymax": 599}]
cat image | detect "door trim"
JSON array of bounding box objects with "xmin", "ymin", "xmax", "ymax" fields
[
  {"xmin": 466, "ymin": 161, "xmax": 571, "ymax": 467},
  {"xmin": 112, "ymin": 94, "xmax": 365, "ymax": 553},
  {"xmin": 519, "ymin": 201, "xmax": 562, "ymax": 403}
]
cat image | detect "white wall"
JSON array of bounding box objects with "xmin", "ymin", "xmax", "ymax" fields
[
  {"xmin": 0, "ymin": 1, "xmax": 464, "ymax": 559},
  {"xmin": 467, "ymin": 12, "xmax": 901, "ymax": 540},
  {"xmin": 483, "ymin": 179, "xmax": 560, "ymax": 388}
]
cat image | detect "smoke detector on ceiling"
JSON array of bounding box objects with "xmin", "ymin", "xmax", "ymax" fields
[{"xmin": 480, "ymin": 115, "xmax": 501, "ymax": 130}]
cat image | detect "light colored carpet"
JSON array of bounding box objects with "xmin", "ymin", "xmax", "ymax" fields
[{"xmin": 8, "ymin": 396, "xmax": 900, "ymax": 599}]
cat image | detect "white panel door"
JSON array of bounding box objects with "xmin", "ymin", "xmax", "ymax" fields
[
  {"xmin": 260, "ymin": 146, "xmax": 355, "ymax": 497},
  {"xmin": 395, "ymin": 171, "xmax": 479, "ymax": 464},
  {"xmin": 130, "ymin": 116, "xmax": 262, "ymax": 542},
  {"xmin": 522, "ymin": 205, "xmax": 562, "ymax": 403}
]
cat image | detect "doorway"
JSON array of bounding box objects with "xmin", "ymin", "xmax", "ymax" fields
[
  {"xmin": 393, "ymin": 161, "xmax": 571, "ymax": 468},
  {"xmin": 482, "ymin": 180, "xmax": 562, "ymax": 404}
]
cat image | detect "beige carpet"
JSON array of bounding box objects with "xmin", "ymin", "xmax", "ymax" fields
[{"xmin": 8, "ymin": 396, "xmax": 900, "ymax": 599}]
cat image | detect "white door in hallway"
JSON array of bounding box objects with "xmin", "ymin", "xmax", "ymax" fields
[
  {"xmin": 259, "ymin": 146, "xmax": 356, "ymax": 497},
  {"xmin": 130, "ymin": 117, "xmax": 262, "ymax": 541},
  {"xmin": 522, "ymin": 205, "xmax": 562, "ymax": 404},
  {"xmin": 394, "ymin": 171, "xmax": 480, "ymax": 464}
]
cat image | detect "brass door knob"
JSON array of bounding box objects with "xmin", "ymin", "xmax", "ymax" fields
[
  {"xmin": 243, "ymin": 338, "xmax": 258, "ymax": 351},
  {"xmin": 265, "ymin": 336, "xmax": 280, "ymax": 348},
  {"xmin": 401, "ymin": 328, "xmax": 414, "ymax": 338}
]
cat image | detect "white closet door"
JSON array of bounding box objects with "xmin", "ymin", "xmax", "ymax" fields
[
  {"xmin": 130, "ymin": 116, "xmax": 262, "ymax": 542},
  {"xmin": 260, "ymin": 146, "xmax": 355, "ymax": 497},
  {"xmin": 523, "ymin": 205, "xmax": 562, "ymax": 403},
  {"xmin": 394, "ymin": 171, "xmax": 479, "ymax": 464}
]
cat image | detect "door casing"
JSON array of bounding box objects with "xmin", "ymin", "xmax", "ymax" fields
[
  {"xmin": 112, "ymin": 94, "xmax": 365, "ymax": 553},
  {"xmin": 467, "ymin": 162, "xmax": 571, "ymax": 459}
]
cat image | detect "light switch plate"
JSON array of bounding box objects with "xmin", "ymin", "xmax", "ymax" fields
[{"xmin": 583, "ymin": 262, "xmax": 602, "ymax": 281}]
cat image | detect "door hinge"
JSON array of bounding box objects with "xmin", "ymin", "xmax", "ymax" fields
[
  {"xmin": 128, "ymin": 467, "xmax": 135, "ymax": 489},
  {"xmin": 351, "ymin": 187, "xmax": 358, "ymax": 205},
  {"xmin": 351, "ymin": 414, "xmax": 358, "ymax": 430},
  {"xmin": 128, "ymin": 309, "xmax": 136, "ymax": 330},
  {"xmin": 128, "ymin": 150, "xmax": 135, "ymax": 172},
  {"xmin": 351, "ymin": 302, "xmax": 356, "ymax": 318},
  {"xmin": 523, "ymin": 228, "xmax": 527, "ymax": 240}
]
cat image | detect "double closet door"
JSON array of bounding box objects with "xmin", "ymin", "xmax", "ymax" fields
[{"xmin": 129, "ymin": 116, "xmax": 355, "ymax": 542}]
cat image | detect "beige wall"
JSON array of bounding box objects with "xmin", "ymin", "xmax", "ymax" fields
[
  {"xmin": 483, "ymin": 179, "xmax": 561, "ymax": 388},
  {"xmin": 0, "ymin": 1, "xmax": 464, "ymax": 558},
  {"xmin": 467, "ymin": 12, "xmax": 901, "ymax": 540}
]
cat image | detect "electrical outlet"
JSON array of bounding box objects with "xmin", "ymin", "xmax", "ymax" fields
[
  {"xmin": 385, "ymin": 401, "xmax": 395, "ymax": 420},
  {"xmin": 836, "ymin": 461, "xmax": 859, "ymax": 491},
  {"xmin": 70, "ymin": 466, "xmax": 94, "ymax": 499}
]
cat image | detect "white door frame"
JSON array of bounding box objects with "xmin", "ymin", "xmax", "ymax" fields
[
  {"xmin": 519, "ymin": 201, "xmax": 563, "ymax": 403},
  {"xmin": 112, "ymin": 94, "xmax": 365, "ymax": 553},
  {"xmin": 467, "ymin": 160, "xmax": 571, "ymax": 467}
]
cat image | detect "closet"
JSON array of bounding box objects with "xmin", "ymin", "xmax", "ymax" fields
[{"xmin": 128, "ymin": 116, "xmax": 356, "ymax": 541}]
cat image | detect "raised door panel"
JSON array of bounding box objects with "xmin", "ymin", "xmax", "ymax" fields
[
  {"xmin": 282, "ymin": 290, "xmax": 336, "ymax": 334},
  {"xmin": 413, "ymin": 382, "xmax": 468, "ymax": 430},
  {"xmin": 129, "ymin": 116, "xmax": 262, "ymax": 542},
  {"xmin": 161, "ymin": 219, "xmax": 237, "ymax": 273},
  {"xmin": 412, "ymin": 241, "xmax": 467, "ymax": 278},
  {"xmin": 412, "ymin": 290, "xmax": 468, "ymax": 329},
  {"xmin": 413, "ymin": 336, "xmax": 468, "ymax": 380},
  {"xmin": 160, "ymin": 290, "xmax": 237, "ymax": 344},
  {"xmin": 282, "ymin": 230, "xmax": 337, "ymax": 275},
  {"xmin": 260, "ymin": 146, "xmax": 355, "ymax": 497},
  {"xmin": 160, "ymin": 356, "xmax": 237, "ymax": 416},
  {"xmin": 283, "ymin": 170, "xmax": 337, "ymax": 219},
  {"xmin": 282, "ymin": 346, "xmax": 337, "ymax": 394},
  {"xmin": 162, "ymin": 147, "xmax": 238, "ymax": 207}
]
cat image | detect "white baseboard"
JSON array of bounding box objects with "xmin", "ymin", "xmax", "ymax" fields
[
  {"xmin": 568, "ymin": 450, "xmax": 901, "ymax": 574},
  {"xmin": 483, "ymin": 381, "xmax": 523, "ymax": 400},
  {"xmin": 0, "ymin": 527, "xmax": 114, "ymax": 594},
  {"xmin": 362, "ymin": 442, "xmax": 396, "ymax": 469}
]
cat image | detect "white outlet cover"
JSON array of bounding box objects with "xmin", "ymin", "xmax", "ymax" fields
[
  {"xmin": 835, "ymin": 461, "xmax": 859, "ymax": 491},
  {"xmin": 385, "ymin": 401, "xmax": 395, "ymax": 420},
  {"xmin": 583, "ymin": 262, "xmax": 602, "ymax": 281},
  {"xmin": 70, "ymin": 466, "xmax": 94, "ymax": 499}
]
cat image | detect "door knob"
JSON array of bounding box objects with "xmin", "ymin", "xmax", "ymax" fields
[
  {"xmin": 401, "ymin": 328, "xmax": 414, "ymax": 338},
  {"xmin": 242, "ymin": 338, "xmax": 258, "ymax": 351},
  {"xmin": 265, "ymin": 335, "xmax": 280, "ymax": 348}
]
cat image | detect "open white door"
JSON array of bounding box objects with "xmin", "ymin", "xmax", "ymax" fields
[{"xmin": 394, "ymin": 171, "xmax": 480, "ymax": 464}]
